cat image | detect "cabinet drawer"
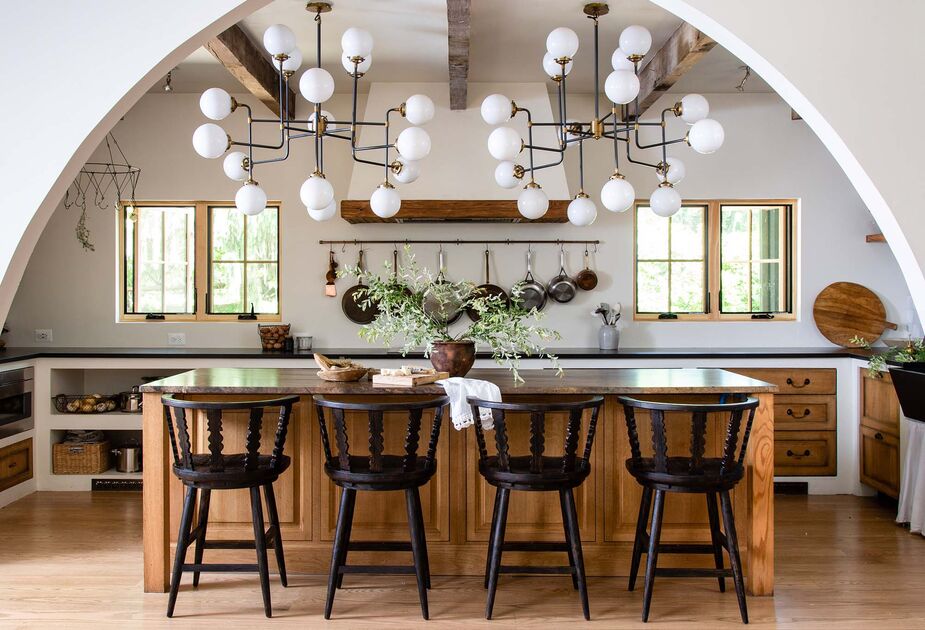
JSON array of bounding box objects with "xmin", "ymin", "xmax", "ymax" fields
[
  {"xmin": 860, "ymin": 425, "xmax": 900, "ymax": 498},
  {"xmin": 774, "ymin": 395, "xmax": 836, "ymax": 431},
  {"xmin": 774, "ymin": 430, "xmax": 836, "ymax": 476},
  {"xmin": 0, "ymin": 437, "xmax": 33, "ymax": 492},
  {"xmin": 728, "ymin": 368, "xmax": 836, "ymax": 395},
  {"xmin": 860, "ymin": 370, "xmax": 900, "ymax": 437}
]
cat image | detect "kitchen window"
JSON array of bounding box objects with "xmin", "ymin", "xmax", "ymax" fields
[
  {"xmin": 634, "ymin": 199, "xmax": 797, "ymax": 321},
  {"xmin": 119, "ymin": 201, "xmax": 281, "ymax": 321}
]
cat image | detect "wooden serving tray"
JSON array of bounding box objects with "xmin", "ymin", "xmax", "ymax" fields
[{"xmin": 372, "ymin": 371, "xmax": 449, "ymax": 388}]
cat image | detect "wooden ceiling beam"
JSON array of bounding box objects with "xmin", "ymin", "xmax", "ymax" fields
[
  {"xmin": 205, "ymin": 24, "xmax": 297, "ymax": 118},
  {"xmin": 634, "ymin": 23, "xmax": 716, "ymax": 117},
  {"xmin": 447, "ymin": 0, "xmax": 471, "ymax": 110}
]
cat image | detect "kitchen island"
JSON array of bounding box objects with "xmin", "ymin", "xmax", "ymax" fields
[{"xmin": 141, "ymin": 367, "xmax": 776, "ymax": 596}]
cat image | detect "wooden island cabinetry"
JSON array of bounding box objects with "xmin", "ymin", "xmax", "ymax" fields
[{"xmin": 859, "ymin": 368, "xmax": 901, "ymax": 498}]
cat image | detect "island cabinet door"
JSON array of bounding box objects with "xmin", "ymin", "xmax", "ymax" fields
[{"xmin": 169, "ymin": 402, "xmax": 311, "ymax": 542}]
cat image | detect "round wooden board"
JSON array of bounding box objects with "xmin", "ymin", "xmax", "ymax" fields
[{"xmin": 812, "ymin": 281, "xmax": 896, "ymax": 347}]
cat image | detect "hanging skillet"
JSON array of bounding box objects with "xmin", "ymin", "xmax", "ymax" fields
[
  {"xmin": 575, "ymin": 246, "xmax": 599, "ymax": 291},
  {"xmin": 423, "ymin": 247, "xmax": 463, "ymax": 325},
  {"xmin": 342, "ymin": 249, "xmax": 380, "ymax": 324},
  {"xmin": 547, "ymin": 245, "xmax": 578, "ymax": 303},
  {"xmin": 466, "ymin": 248, "xmax": 509, "ymax": 321},
  {"xmin": 518, "ymin": 247, "xmax": 547, "ymax": 312}
]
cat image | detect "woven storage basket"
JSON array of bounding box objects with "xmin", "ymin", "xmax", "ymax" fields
[{"xmin": 53, "ymin": 440, "xmax": 111, "ymax": 474}]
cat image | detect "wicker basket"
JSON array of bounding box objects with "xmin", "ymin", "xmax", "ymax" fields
[{"xmin": 53, "ymin": 440, "xmax": 111, "ymax": 474}]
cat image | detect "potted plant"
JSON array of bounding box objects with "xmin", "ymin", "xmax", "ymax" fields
[
  {"xmin": 852, "ymin": 336, "xmax": 925, "ymax": 375},
  {"xmin": 853, "ymin": 336, "xmax": 925, "ymax": 421},
  {"xmin": 340, "ymin": 249, "xmax": 561, "ymax": 381}
]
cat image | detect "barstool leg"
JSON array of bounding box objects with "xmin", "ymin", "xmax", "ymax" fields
[
  {"xmin": 485, "ymin": 487, "xmax": 510, "ymax": 620},
  {"xmin": 335, "ymin": 489, "xmax": 356, "ymax": 590},
  {"xmin": 192, "ymin": 488, "xmax": 211, "ymax": 588},
  {"xmin": 484, "ymin": 489, "xmax": 501, "ymax": 589},
  {"xmin": 325, "ymin": 488, "xmax": 356, "ymax": 619},
  {"xmin": 720, "ymin": 490, "xmax": 748, "ymax": 624},
  {"xmin": 641, "ymin": 489, "xmax": 665, "ymax": 623},
  {"xmin": 405, "ymin": 488, "xmax": 430, "ymax": 620},
  {"xmin": 558, "ymin": 490, "xmax": 579, "ymax": 591},
  {"xmin": 249, "ymin": 486, "xmax": 272, "ymax": 618},
  {"xmin": 628, "ymin": 486, "xmax": 653, "ymax": 592},
  {"xmin": 562, "ymin": 488, "xmax": 590, "ymax": 621},
  {"xmin": 167, "ymin": 485, "xmax": 197, "ymax": 618},
  {"xmin": 411, "ymin": 487, "xmax": 431, "ymax": 589},
  {"xmin": 263, "ymin": 483, "xmax": 288, "ymax": 587},
  {"xmin": 706, "ymin": 492, "xmax": 726, "ymax": 593}
]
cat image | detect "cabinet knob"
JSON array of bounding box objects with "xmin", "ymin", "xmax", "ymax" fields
[
  {"xmin": 786, "ymin": 408, "xmax": 811, "ymax": 419},
  {"xmin": 875, "ymin": 432, "xmax": 884, "ymax": 441},
  {"xmin": 786, "ymin": 377, "xmax": 811, "ymax": 389}
]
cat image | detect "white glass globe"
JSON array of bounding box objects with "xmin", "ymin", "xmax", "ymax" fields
[
  {"xmin": 619, "ymin": 25, "xmax": 652, "ymax": 58},
  {"xmin": 480, "ymin": 93, "xmax": 512, "ymax": 125},
  {"xmin": 542, "ymin": 52, "xmax": 573, "ymax": 79},
  {"xmin": 341, "ymin": 27, "xmax": 374, "ymax": 59},
  {"xmin": 546, "ymin": 27, "xmax": 579, "ymax": 60},
  {"xmin": 307, "ymin": 110, "xmax": 334, "ymax": 132},
  {"xmin": 679, "ymin": 93, "xmax": 709, "ymax": 124},
  {"xmin": 404, "ymin": 94, "xmax": 435, "ymax": 125},
  {"xmin": 192, "ymin": 123, "xmax": 228, "ymax": 159},
  {"xmin": 392, "ymin": 155, "xmax": 421, "ymax": 184},
  {"xmin": 567, "ymin": 195, "xmax": 597, "ymax": 227},
  {"xmin": 494, "ymin": 161, "xmax": 522, "ymax": 189},
  {"xmin": 299, "ymin": 67, "xmax": 335, "ymax": 104},
  {"xmin": 222, "ymin": 151, "xmax": 248, "ymax": 181},
  {"xmin": 300, "ymin": 174, "xmax": 335, "ymax": 211},
  {"xmin": 342, "ymin": 53, "xmax": 372, "ymax": 75},
  {"xmin": 282, "ymin": 48, "xmax": 302, "ymax": 73},
  {"xmin": 396, "ymin": 127, "xmax": 431, "ymax": 161},
  {"xmin": 611, "ymin": 47, "xmax": 635, "ymax": 71},
  {"xmin": 650, "ymin": 185, "xmax": 682, "ymax": 217},
  {"xmin": 263, "ymin": 24, "xmax": 296, "ymax": 57},
  {"xmin": 235, "ymin": 182, "xmax": 267, "ymax": 216},
  {"xmin": 200, "ymin": 87, "xmax": 233, "ymax": 121},
  {"xmin": 370, "ymin": 184, "xmax": 401, "ymax": 218},
  {"xmin": 487, "ymin": 127, "xmax": 522, "ymax": 161},
  {"xmin": 601, "ymin": 176, "xmax": 635, "ymax": 213},
  {"xmin": 688, "ymin": 118, "xmax": 725, "ymax": 154},
  {"xmin": 655, "ymin": 156, "xmax": 686, "ymax": 185},
  {"xmin": 604, "ymin": 70, "xmax": 640, "ymax": 105},
  {"xmin": 518, "ymin": 185, "xmax": 549, "ymax": 220},
  {"xmin": 308, "ymin": 200, "xmax": 337, "ymax": 222}
]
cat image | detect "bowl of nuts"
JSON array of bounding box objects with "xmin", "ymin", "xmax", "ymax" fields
[
  {"xmin": 53, "ymin": 394, "xmax": 120, "ymax": 414},
  {"xmin": 257, "ymin": 323, "xmax": 291, "ymax": 351}
]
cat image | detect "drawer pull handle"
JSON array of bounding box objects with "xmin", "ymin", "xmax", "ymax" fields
[
  {"xmin": 786, "ymin": 449, "xmax": 811, "ymax": 458},
  {"xmin": 7, "ymin": 462, "xmax": 16, "ymax": 469},
  {"xmin": 786, "ymin": 408, "xmax": 811, "ymax": 419},
  {"xmin": 786, "ymin": 377, "xmax": 811, "ymax": 389},
  {"xmin": 875, "ymin": 432, "xmax": 884, "ymax": 441}
]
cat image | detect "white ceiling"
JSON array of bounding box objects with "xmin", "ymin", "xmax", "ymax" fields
[{"xmin": 152, "ymin": 0, "xmax": 773, "ymax": 96}]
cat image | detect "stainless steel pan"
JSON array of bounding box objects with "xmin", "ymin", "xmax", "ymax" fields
[
  {"xmin": 518, "ymin": 248, "xmax": 547, "ymax": 312},
  {"xmin": 423, "ymin": 248, "xmax": 463, "ymax": 325},
  {"xmin": 547, "ymin": 247, "xmax": 577, "ymax": 303}
]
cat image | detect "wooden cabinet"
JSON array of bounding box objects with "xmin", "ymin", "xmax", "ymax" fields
[
  {"xmin": 0, "ymin": 438, "xmax": 33, "ymax": 492},
  {"xmin": 774, "ymin": 430, "xmax": 836, "ymax": 476},
  {"xmin": 859, "ymin": 369, "xmax": 901, "ymax": 498}
]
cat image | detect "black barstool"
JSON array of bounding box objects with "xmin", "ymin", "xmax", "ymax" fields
[
  {"xmin": 161, "ymin": 394, "xmax": 299, "ymax": 618},
  {"xmin": 467, "ymin": 396, "xmax": 604, "ymax": 620},
  {"xmin": 618, "ymin": 396, "xmax": 759, "ymax": 624},
  {"xmin": 313, "ymin": 395, "xmax": 448, "ymax": 620}
]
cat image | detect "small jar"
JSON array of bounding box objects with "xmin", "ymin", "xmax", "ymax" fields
[{"xmin": 598, "ymin": 324, "xmax": 620, "ymax": 350}]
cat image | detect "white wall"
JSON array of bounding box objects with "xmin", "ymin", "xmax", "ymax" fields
[{"xmin": 4, "ymin": 88, "xmax": 911, "ymax": 349}]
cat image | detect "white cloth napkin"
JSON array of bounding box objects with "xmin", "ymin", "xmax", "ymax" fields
[{"xmin": 437, "ymin": 377, "xmax": 501, "ymax": 431}]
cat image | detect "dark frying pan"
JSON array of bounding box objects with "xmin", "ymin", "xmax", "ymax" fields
[
  {"xmin": 342, "ymin": 249, "xmax": 380, "ymax": 324},
  {"xmin": 423, "ymin": 248, "xmax": 463, "ymax": 325},
  {"xmin": 467, "ymin": 249, "xmax": 509, "ymax": 321},
  {"xmin": 518, "ymin": 248, "xmax": 547, "ymax": 312},
  {"xmin": 575, "ymin": 247, "xmax": 598, "ymax": 291}
]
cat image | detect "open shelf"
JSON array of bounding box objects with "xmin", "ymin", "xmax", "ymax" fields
[
  {"xmin": 48, "ymin": 414, "xmax": 142, "ymax": 431},
  {"xmin": 50, "ymin": 467, "xmax": 141, "ymax": 480}
]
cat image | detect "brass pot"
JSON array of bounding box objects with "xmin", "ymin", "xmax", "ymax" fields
[{"xmin": 429, "ymin": 341, "xmax": 476, "ymax": 377}]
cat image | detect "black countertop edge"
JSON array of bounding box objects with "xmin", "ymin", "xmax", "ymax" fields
[{"xmin": 0, "ymin": 345, "xmax": 876, "ymax": 365}]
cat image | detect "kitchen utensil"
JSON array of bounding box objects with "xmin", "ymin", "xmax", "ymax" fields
[
  {"xmin": 111, "ymin": 446, "xmax": 142, "ymax": 473},
  {"xmin": 342, "ymin": 249, "xmax": 380, "ymax": 324},
  {"xmin": 293, "ymin": 333, "xmax": 313, "ymax": 351},
  {"xmin": 575, "ymin": 247, "xmax": 598, "ymax": 291},
  {"xmin": 518, "ymin": 247, "xmax": 547, "ymax": 312},
  {"xmin": 813, "ymin": 281, "xmax": 898, "ymax": 347},
  {"xmin": 325, "ymin": 249, "xmax": 338, "ymax": 297},
  {"xmin": 389, "ymin": 247, "xmax": 413, "ymax": 298},
  {"xmin": 120, "ymin": 386, "xmax": 143, "ymax": 412},
  {"xmin": 423, "ymin": 248, "xmax": 463, "ymax": 325},
  {"xmin": 466, "ymin": 248, "xmax": 510, "ymax": 321},
  {"xmin": 547, "ymin": 246, "xmax": 578, "ymax": 303}
]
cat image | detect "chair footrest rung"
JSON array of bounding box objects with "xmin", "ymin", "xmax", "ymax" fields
[
  {"xmin": 654, "ymin": 567, "xmax": 732, "ymax": 578},
  {"xmin": 499, "ymin": 565, "xmax": 575, "ymax": 575},
  {"xmin": 182, "ymin": 563, "xmax": 260, "ymax": 573},
  {"xmin": 501, "ymin": 542, "xmax": 569, "ymax": 552},
  {"xmin": 657, "ymin": 543, "xmax": 718, "ymax": 554},
  {"xmin": 338, "ymin": 564, "xmax": 417, "ymax": 575},
  {"xmin": 347, "ymin": 541, "xmax": 412, "ymax": 552}
]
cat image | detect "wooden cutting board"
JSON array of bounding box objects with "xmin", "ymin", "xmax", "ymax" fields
[
  {"xmin": 372, "ymin": 371, "xmax": 449, "ymax": 388},
  {"xmin": 812, "ymin": 281, "xmax": 897, "ymax": 347}
]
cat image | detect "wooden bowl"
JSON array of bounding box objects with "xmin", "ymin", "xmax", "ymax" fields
[{"xmin": 316, "ymin": 367, "xmax": 369, "ymax": 382}]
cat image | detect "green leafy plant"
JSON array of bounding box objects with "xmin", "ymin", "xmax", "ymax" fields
[
  {"xmin": 851, "ymin": 335, "xmax": 925, "ymax": 375},
  {"xmin": 339, "ymin": 248, "xmax": 561, "ymax": 382}
]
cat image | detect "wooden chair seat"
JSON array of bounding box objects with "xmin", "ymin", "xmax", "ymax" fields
[
  {"xmin": 174, "ymin": 454, "xmax": 291, "ymax": 489},
  {"xmin": 480, "ymin": 455, "xmax": 591, "ymax": 490},
  {"xmin": 626, "ymin": 457, "xmax": 744, "ymax": 492},
  {"xmin": 324, "ymin": 454, "xmax": 436, "ymax": 490}
]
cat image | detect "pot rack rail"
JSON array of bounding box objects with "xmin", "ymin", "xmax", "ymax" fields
[{"xmin": 319, "ymin": 239, "xmax": 600, "ymax": 246}]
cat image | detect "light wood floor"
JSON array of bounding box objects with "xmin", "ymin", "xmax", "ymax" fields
[{"xmin": 0, "ymin": 492, "xmax": 922, "ymax": 628}]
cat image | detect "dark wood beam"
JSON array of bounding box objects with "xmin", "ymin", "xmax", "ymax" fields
[
  {"xmin": 340, "ymin": 199, "xmax": 569, "ymax": 223},
  {"xmin": 635, "ymin": 23, "xmax": 716, "ymax": 116},
  {"xmin": 447, "ymin": 0, "xmax": 471, "ymax": 110},
  {"xmin": 205, "ymin": 24, "xmax": 297, "ymax": 118}
]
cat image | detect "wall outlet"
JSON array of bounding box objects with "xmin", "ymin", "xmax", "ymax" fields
[
  {"xmin": 167, "ymin": 333, "xmax": 186, "ymax": 346},
  {"xmin": 34, "ymin": 329, "xmax": 53, "ymax": 343}
]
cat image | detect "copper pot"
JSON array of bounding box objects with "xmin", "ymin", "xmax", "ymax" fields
[{"xmin": 429, "ymin": 341, "xmax": 476, "ymax": 377}]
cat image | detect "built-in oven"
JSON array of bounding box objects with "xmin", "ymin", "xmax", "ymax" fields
[{"xmin": 0, "ymin": 367, "xmax": 33, "ymax": 440}]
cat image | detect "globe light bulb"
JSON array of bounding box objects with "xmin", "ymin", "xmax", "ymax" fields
[
  {"xmin": 192, "ymin": 123, "xmax": 228, "ymax": 159},
  {"xmin": 308, "ymin": 200, "xmax": 337, "ymax": 222},
  {"xmin": 392, "ymin": 155, "xmax": 421, "ymax": 184},
  {"xmin": 480, "ymin": 93, "xmax": 513, "ymax": 125},
  {"xmin": 235, "ymin": 181, "xmax": 267, "ymax": 216},
  {"xmin": 300, "ymin": 173, "xmax": 335, "ymax": 211},
  {"xmin": 404, "ymin": 94, "xmax": 435, "ymax": 125},
  {"xmin": 567, "ymin": 194, "xmax": 597, "ymax": 227},
  {"xmin": 605, "ymin": 69, "xmax": 640, "ymax": 105},
  {"xmin": 263, "ymin": 24, "xmax": 296, "ymax": 57},
  {"xmin": 222, "ymin": 151, "xmax": 248, "ymax": 181},
  {"xmin": 619, "ymin": 25, "xmax": 652, "ymax": 58},
  {"xmin": 307, "ymin": 110, "xmax": 334, "ymax": 132},
  {"xmin": 517, "ymin": 184, "xmax": 549, "ymax": 220},
  {"xmin": 546, "ymin": 26, "xmax": 579, "ymax": 60},
  {"xmin": 494, "ymin": 161, "xmax": 523, "ymax": 189},
  {"xmin": 542, "ymin": 52, "xmax": 573, "ymax": 79},
  {"xmin": 650, "ymin": 183, "xmax": 682, "ymax": 217},
  {"xmin": 299, "ymin": 67, "xmax": 335, "ymax": 104},
  {"xmin": 611, "ymin": 47, "xmax": 634, "ymax": 72},
  {"xmin": 601, "ymin": 174, "xmax": 635, "ymax": 213},
  {"xmin": 342, "ymin": 53, "xmax": 372, "ymax": 76},
  {"xmin": 655, "ymin": 156, "xmax": 686, "ymax": 185},
  {"xmin": 396, "ymin": 127, "xmax": 431, "ymax": 161},
  {"xmin": 679, "ymin": 93, "xmax": 709, "ymax": 124},
  {"xmin": 341, "ymin": 27, "xmax": 374, "ymax": 59},
  {"xmin": 487, "ymin": 127, "xmax": 522, "ymax": 161},
  {"xmin": 370, "ymin": 182, "xmax": 401, "ymax": 218},
  {"xmin": 282, "ymin": 48, "xmax": 302, "ymax": 73},
  {"xmin": 199, "ymin": 87, "xmax": 233, "ymax": 121},
  {"xmin": 687, "ymin": 118, "xmax": 725, "ymax": 154}
]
